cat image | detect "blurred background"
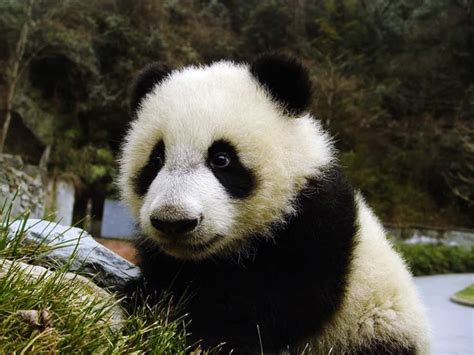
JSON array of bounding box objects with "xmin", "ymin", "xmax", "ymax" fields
[{"xmin": 1, "ymin": 0, "xmax": 473, "ymax": 239}]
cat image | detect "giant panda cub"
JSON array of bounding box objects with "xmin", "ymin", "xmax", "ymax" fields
[{"xmin": 119, "ymin": 54, "xmax": 430, "ymax": 354}]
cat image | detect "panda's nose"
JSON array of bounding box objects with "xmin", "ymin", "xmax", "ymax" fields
[{"xmin": 150, "ymin": 217, "xmax": 200, "ymax": 235}]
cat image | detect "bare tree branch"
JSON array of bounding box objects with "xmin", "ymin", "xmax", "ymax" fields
[{"xmin": 0, "ymin": 0, "xmax": 35, "ymax": 153}]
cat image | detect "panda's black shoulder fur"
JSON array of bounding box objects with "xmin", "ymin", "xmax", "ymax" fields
[{"xmin": 123, "ymin": 167, "xmax": 358, "ymax": 353}]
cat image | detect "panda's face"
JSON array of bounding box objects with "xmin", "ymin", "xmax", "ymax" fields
[{"xmin": 119, "ymin": 57, "xmax": 334, "ymax": 260}]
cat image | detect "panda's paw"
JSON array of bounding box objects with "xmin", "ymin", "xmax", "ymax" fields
[{"xmin": 357, "ymin": 300, "xmax": 398, "ymax": 335}]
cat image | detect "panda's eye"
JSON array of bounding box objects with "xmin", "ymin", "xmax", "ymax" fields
[{"xmin": 211, "ymin": 153, "xmax": 231, "ymax": 168}]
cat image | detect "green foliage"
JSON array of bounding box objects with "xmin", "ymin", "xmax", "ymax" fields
[
  {"xmin": 0, "ymin": 0, "xmax": 29, "ymax": 67},
  {"xmin": 396, "ymin": 243, "xmax": 474, "ymax": 276},
  {"xmin": 242, "ymin": 0, "xmax": 294, "ymax": 53}
]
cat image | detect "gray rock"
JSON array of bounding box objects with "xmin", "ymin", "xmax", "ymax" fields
[{"xmin": 8, "ymin": 219, "xmax": 141, "ymax": 289}]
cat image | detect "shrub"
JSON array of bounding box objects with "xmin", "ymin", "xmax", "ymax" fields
[{"xmin": 395, "ymin": 243, "xmax": 474, "ymax": 276}]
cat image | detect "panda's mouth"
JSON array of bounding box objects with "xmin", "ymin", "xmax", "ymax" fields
[{"xmin": 158, "ymin": 234, "xmax": 221, "ymax": 257}]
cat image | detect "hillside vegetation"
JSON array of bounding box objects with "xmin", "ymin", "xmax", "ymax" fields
[{"xmin": 1, "ymin": 0, "xmax": 473, "ymax": 227}]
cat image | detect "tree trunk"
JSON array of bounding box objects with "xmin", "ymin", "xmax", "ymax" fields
[{"xmin": 0, "ymin": 0, "xmax": 34, "ymax": 153}]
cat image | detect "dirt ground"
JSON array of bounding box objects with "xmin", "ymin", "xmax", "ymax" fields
[{"xmin": 95, "ymin": 238, "xmax": 139, "ymax": 265}]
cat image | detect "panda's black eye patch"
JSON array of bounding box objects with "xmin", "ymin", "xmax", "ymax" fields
[
  {"xmin": 134, "ymin": 140, "xmax": 165, "ymax": 196},
  {"xmin": 207, "ymin": 140, "xmax": 257, "ymax": 199}
]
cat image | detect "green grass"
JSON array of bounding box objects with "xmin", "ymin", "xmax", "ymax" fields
[
  {"xmin": 0, "ymin": 197, "xmax": 190, "ymax": 354},
  {"xmin": 452, "ymin": 284, "xmax": 474, "ymax": 306},
  {"xmin": 395, "ymin": 243, "xmax": 474, "ymax": 276}
]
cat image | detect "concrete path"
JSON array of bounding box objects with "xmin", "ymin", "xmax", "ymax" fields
[{"xmin": 415, "ymin": 274, "xmax": 474, "ymax": 355}]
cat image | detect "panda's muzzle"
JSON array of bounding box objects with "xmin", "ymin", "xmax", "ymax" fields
[{"xmin": 150, "ymin": 216, "xmax": 200, "ymax": 235}]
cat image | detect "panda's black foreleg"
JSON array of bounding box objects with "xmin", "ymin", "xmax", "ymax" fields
[{"xmin": 116, "ymin": 276, "xmax": 151, "ymax": 314}]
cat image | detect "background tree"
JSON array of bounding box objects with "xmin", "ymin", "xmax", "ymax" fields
[{"xmin": 0, "ymin": 0, "xmax": 34, "ymax": 152}]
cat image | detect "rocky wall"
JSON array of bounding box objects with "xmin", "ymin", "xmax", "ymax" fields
[{"xmin": 0, "ymin": 154, "xmax": 46, "ymax": 218}]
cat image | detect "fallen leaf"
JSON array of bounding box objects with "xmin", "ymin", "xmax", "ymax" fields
[{"xmin": 16, "ymin": 309, "xmax": 53, "ymax": 330}]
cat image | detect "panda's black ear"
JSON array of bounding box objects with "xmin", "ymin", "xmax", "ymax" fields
[
  {"xmin": 130, "ymin": 62, "xmax": 171, "ymax": 116},
  {"xmin": 250, "ymin": 54, "xmax": 312, "ymax": 115}
]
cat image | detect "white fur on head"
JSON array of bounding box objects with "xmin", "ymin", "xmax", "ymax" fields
[{"xmin": 119, "ymin": 61, "xmax": 335, "ymax": 259}]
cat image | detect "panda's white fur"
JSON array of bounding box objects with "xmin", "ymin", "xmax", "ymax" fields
[{"xmin": 119, "ymin": 57, "xmax": 430, "ymax": 354}]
